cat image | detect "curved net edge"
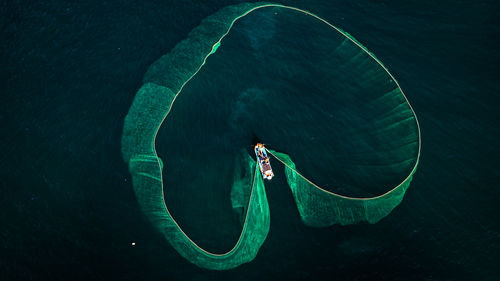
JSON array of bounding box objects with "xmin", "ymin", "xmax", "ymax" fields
[{"xmin": 269, "ymin": 150, "xmax": 417, "ymax": 227}]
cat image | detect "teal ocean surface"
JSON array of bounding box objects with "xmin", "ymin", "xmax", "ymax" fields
[{"xmin": 1, "ymin": 0, "xmax": 499, "ymax": 280}]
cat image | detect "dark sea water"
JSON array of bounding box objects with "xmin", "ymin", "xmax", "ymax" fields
[{"xmin": 1, "ymin": 0, "xmax": 499, "ymax": 280}]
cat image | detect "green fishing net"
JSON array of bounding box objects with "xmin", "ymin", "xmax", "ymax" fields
[{"xmin": 121, "ymin": 2, "xmax": 420, "ymax": 270}]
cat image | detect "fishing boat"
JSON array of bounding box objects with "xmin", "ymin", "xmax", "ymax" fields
[{"xmin": 254, "ymin": 143, "xmax": 274, "ymax": 180}]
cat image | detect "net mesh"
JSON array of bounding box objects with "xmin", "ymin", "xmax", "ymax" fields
[
  {"xmin": 121, "ymin": 2, "xmax": 272, "ymax": 270},
  {"xmin": 268, "ymin": 150, "xmax": 416, "ymax": 227},
  {"xmin": 121, "ymin": 2, "xmax": 420, "ymax": 270}
]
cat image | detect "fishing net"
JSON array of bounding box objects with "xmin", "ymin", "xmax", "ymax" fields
[
  {"xmin": 268, "ymin": 150, "xmax": 417, "ymax": 227},
  {"xmin": 121, "ymin": 2, "xmax": 420, "ymax": 270}
]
